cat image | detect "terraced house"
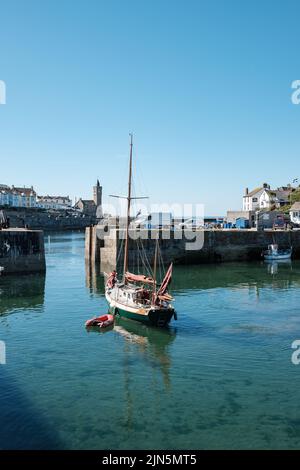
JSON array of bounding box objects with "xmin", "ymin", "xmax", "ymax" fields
[
  {"xmin": 0, "ymin": 185, "xmax": 37, "ymax": 208},
  {"xmin": 36, "ymin": 195, "xmax": 72, "ymax": 210}
]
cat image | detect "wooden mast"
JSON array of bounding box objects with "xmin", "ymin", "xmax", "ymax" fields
[{"xmin": 123, "ymin": 133, "xmax": 133, "ymax": 282}]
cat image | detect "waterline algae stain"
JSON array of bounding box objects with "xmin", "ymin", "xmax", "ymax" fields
[{"xmin": 1, "ymin": 232, "xmax": 300, "ymax": 449}]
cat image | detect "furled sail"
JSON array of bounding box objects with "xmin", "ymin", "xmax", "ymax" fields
[
  {"xmin": 125, "ymin": 272, "xmax": 154, "ymax": 285},
  {"xmin": 157, "ymin": 263, "xmax": 173, "ymax": 296}
]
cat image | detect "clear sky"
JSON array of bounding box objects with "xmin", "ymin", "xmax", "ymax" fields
[{"xmin": 1, "ymin": 0, "xmax": 300, "ymax": 215}]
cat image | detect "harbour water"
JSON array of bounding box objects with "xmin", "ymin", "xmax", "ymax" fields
[{"xmin": 1, "ymin": 232, "xmax": 300, "ymax": 449}]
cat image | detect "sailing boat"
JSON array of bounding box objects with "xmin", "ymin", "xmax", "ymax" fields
[{"xmin": 105, "ymin": 135, "xmax": 176, "ymax": 327}]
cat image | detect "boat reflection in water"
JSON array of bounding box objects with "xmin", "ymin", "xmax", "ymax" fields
[
  {"xmin": 86, "ymin": 317, "xmax": 176, "ymax": 390},
  {"xmin": 0, "ymin": 273, "xmax": 45, "ymax": 317},
  {"xmin": 265, "ymin": 259, "xmax": 293, "ymax": 276}
]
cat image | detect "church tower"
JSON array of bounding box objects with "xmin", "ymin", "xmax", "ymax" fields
[{"xmin": 93, "ymin": 180, "xmax": 102, "ymax": 207}]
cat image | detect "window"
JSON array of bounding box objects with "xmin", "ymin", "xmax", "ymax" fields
[{"xmin": 252, "ymin": 198, "xmax": 258, "ymax": 202}]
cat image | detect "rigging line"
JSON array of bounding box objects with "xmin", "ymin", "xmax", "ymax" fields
[
  {"xmin": 132, "ymin": 144, "xmax": 150, "ymax": 205},
  {"xmin": 116, "ymin": 234, "xmax": 125, "ymax": 266},
  {"xmin": 136, "ymin": 238, "xmax": 146, "ymax": 275},
  {"xmin": 140, "ymin": 237, "xmax": 154, "ymax": 276},
  {"xmin": 134, "ymin": 237, "xmax": 141, "ymax": 272},
  {"xmin": 138, "ymin": 237, "xmax": 153, "ymax": 277},
  {"xmin": 131, "ymin": 153, "xmax": 150, "ymax": 218},
  {"xmin": 137, "ymin": 238, "xmax": 140, "ymax": 274},
  {"xmin": 161, "ymin": 244, "xmax": 166, "ymax": 273},
  {"xmin": 136, "ymin": 237, "xmax": 149, "ymax": 276},
  {"xmin": 158, "ymin": 248, "xmax": 163, "ymax": 284},
  {"xmin": 156, "ymin": 240, "xmax": 165, "ymax": 277},
  {"xmin": 156, "ymin": 239, "xmax": 162, "ymax": 283},
  {"xmin": 137, "ymin": 237, "xmax": 146, "ymax": 276}
]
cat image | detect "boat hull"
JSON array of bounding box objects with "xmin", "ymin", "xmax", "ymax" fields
[
  {"xmin": 105, "ymin": 291, "xmax": 175, "ymax": 327},
  {"xmin": 264, "ymin": 253, "xmax": 292, "ymax": 261}
]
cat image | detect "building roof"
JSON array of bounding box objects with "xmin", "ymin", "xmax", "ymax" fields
[
  {"xmin": 12, "ymin": 186, "xmax": 36, "ymax": 196},
  {"xmin": 244, "ymin": 186, "xmax": 293, "ymax": 200},
  {"xmin": 264, "ymin": 189, "xmax": 276, "ymax": 196},
  {"xmin": 274, "ymin": 189, "xmax": 292, "ymax": 201},
  {"xmin": 75, "ymin": 199, "xmax": 95, "ymax": 207},
  {"xmin": 290, "ymin": 202, "xmax": 300, "ymax": 211},
  {"xmin": 37, "ymin": 195, "xmax": 71, "ymax": 201},
  {"xmin": 244, "ymin": 187, "xmax": 264, "ymax": 197}
]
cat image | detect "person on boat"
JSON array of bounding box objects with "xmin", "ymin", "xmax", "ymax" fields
[{"xmin": 107, "ymin": 270, "xmax": 117, "ymax": 288}]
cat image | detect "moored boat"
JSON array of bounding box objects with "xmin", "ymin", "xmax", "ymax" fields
[
  {"xmin": 263, "ymin": 244, "xmax": 292, "ymax": 261},
  {"xmin": 105, "ymin": 135, "xmax": 176, "ymax": 327},
  {"xmin": 105, "ymin": 266, "xmax": 175, "ymax": 327}
]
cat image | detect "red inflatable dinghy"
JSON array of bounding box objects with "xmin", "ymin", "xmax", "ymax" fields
[{"xmin": 85, "ymin": 314, "xmax": 114, "ymax": 328}]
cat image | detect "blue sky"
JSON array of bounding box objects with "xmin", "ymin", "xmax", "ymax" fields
[{"xmin": 0, "ymin": 0, "xmax": 300, "ymax": 214}]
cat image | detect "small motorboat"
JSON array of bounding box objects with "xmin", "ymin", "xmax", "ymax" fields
[
  {"xmin": 263, "ymin": 244, "xmax": 292, "ymax": 261},
  {"xmin": 85, "ymin": 314, "xmax": 114, "ymax": 329}
]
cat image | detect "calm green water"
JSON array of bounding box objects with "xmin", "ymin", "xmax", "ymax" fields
[{"xmin": 1, "ymin": 232, "xmax": 300, "ymax": 449}]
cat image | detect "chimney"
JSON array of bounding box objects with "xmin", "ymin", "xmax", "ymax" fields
[{"xmin": 245, "ymin": 187, "xmax": 249, "ymax": 196}]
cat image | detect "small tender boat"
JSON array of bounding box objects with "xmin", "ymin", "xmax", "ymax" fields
[
  {"xmin": 263, "ymin": 244, "xmax": 292, "ymax": 261},
  {"xmin": 85, "ymin": 314, "xmax": 114, "ymax": 329}
]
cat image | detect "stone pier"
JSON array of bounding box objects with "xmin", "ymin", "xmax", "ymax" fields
[
  {"xmin": 85, "ymin": 225, "xmax": 300, "ymax": 272},
  {"xmin": 0, "ymin": 229, "xmax": 46, "ymax": 274}
]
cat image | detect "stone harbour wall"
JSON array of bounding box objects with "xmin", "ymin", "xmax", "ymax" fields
[
  {"xmin": 3, "ymin": 208, "xmax": 95, "ymax": 231},
  {"xmin": 85, "ymin": 226, "xmax": 300, "ymax": 271},
  {"xmin": 0, "ymin": 229, "xmax": 46, "ymax": 273}
]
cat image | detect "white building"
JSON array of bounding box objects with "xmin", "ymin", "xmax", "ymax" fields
[
  {"xmin": 243, "ymin": 184, "xmax": 270, "ymax": 211},
  {"xmin": 290, "ymin": 202, "xmax": 300, "ymax": 226},
  {"xmin": 243, "ymin": 184, "xmax": 293, "ymax": 211},
  {"xmin": 37, "ymin": 195, "xmax": 72, "ymax": 210}
]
